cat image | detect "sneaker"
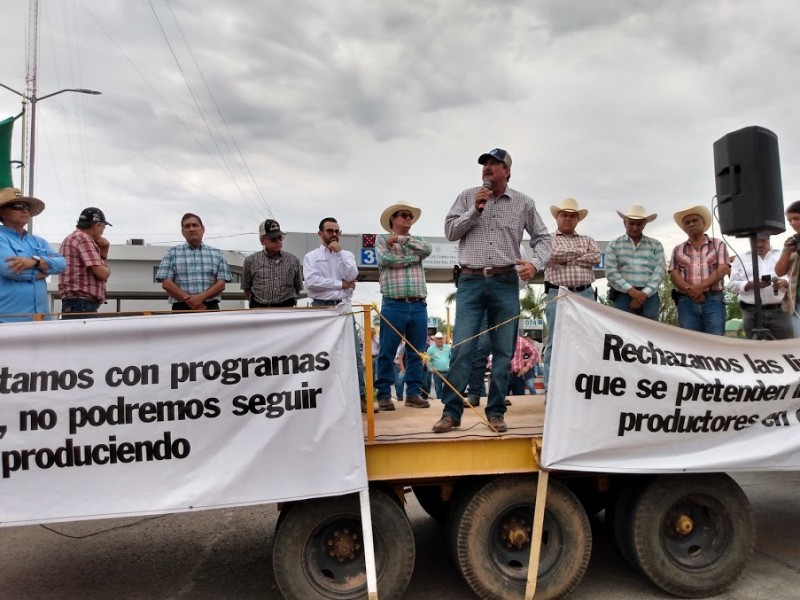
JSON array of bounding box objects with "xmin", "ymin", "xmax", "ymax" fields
[
  {"xmin": 464, "ymin": 395, "xmax": 480, "ymax": 407},
  {"xmin": 378, "ymin": 397, "xmax": 395, "ymax": 411},
  {"xmin": 488, "ymin": 415, "xmax": 508, "ymax": 433},
  {"xmin": 504, "ymin": 399, "xmax": 512, "ymax": 406},
  {"xmin": 432, "ymin": 415, "xmax": 460, "ymax": 433},
  {"xmin": 405, "ymin": 395, "xmax": 430, "ymax": 409}
]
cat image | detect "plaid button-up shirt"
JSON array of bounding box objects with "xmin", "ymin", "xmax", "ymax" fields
[
  {"xmin": 58, "ymin": 229, "xmax": 107, "ymax": 304},
  {"xmin": 668, "ymin": 236, "xmax": 729, "ymax": 292},
  {"xmin": 376, "ymin": 233, "xmax": 431, "ymax": 299},
  {"xmin": 242, "ymin": 250, "xmax": 303, "ymax": 304},
  {"xmin": 155, "ymin": 242, "xmax": 232, "ymax": 303}
]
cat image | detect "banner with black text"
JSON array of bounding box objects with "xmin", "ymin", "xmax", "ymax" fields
[
  {"xmin": 542, "ymin": 292, "xmax": 800, "ymax": 472},
  {"xmin": 0, "ymin": 308, "xmax": 367, "ymax": 526}
]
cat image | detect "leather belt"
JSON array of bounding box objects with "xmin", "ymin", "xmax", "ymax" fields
[
  {"xmin": 459, "ymin": 265, "xmax": 516, "ymax": 276},
  {"xmin": 312, "ymin": 298, "xmax": 341, "ymax": 305},
  {"xmin": 388, "ymin": 297, "xmax": 425, "ymax": 303},
  {"xmin": 739, "ymin": 301, "xmax": 781, "ymax": 311},
  {"xmin": 544, "ymin": 281, "xmax": 591, "ymax": 293}
]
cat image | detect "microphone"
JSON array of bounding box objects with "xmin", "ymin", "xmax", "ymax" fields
[
  {"xmin": 477, "ymin": 180, "xmax": 491, "ymax": 212},
  {"xmin": 771, "ymin": 276, "xmax": 780, "ymax": 294}
]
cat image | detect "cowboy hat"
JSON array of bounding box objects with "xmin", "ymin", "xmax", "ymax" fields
[
  {"xmin": 550, "ymin": 197, "xmax": 588, "ymax": 221},
  {"xmin": 616, "ymin": 204, "xmax": 657, "ymax": 222},
  {"xmin": 380, "ymin": 203, "xmax": 421, "ymax": 233},
  {"xmin": 673, "ymin": 205, "xmax": 712, "ymax": 232},
  {"xmin": 0, "ymin": 187, "xmax": 45, "ymax": 216}
]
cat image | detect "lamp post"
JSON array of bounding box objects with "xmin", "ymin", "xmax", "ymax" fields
[{"xmin": 0, "ymin": 82, "xmax": 101, "ymax": 231}]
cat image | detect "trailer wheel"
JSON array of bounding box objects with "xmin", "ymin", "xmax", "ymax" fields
[
  {"xmin": 607, "ymin": 476, "xmax": 651, "ymax": 571},
  {"xmin": 632, "ymin": 473, "xmax": 755, "ymax": 598},
  {"xmin": 412, "ymin": 485, "xmax": 447, "ymax": 521},
  {"xmin": 444, "ymin": 478, "xmax": 491, "ymax": 567},
  {"xmin": 272, "ymin": 488, "xmax": 415, "ymax": 600},
  {"xmin": 455, "ymin": 475, "xmax": 591, "ymax": 600}
]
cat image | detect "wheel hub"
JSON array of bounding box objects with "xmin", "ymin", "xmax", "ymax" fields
[
  {"xmin": 673, "ymin": 514, "xmax": 694, "ymax": 536},
  {"xmin": 501, "ymin": 515, "xmax": 531, "ymax": 549},
  {"xmin": 327, "ymin": 528, "xmax": 360, "ymax": 562}
]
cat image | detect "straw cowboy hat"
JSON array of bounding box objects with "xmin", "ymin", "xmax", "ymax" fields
[
  {"xmin": 550, "ymin": 197, "xmax": 588, "ymax": 221},
  {"xmin": 0, "ymin": 187, "xmax": 45, "ymax": 216},
  {"xmin": 673, "ymin": 204, "xmax": 712, "ymax": 232},
  {"xmin": 380, "ymin": 203, "xmax": 421, "ymax": 233},
  {"xmin": 616, "ymin": 204, "xmax": 657, "ymax": 222}
]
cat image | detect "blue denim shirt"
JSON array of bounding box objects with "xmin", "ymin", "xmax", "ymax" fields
[{"xmin": 0, "ymin": 225, "xmax": 66, "ymax": 322}]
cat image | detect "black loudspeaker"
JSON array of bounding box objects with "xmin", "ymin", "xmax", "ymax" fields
[{"xmin": 713, "ymin": 125, "xmax": 785, "ymax": 237}]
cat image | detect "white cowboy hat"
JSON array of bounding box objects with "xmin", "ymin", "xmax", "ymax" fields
[
  {"xmin": 380, "ymin": 203, "xmax": 421, "ymax": 233},
  {"xmin": 550, "ymin": 197, "xmax": 588, "ymax": 221},
  {"xmin": 616, "ymin": 204, "xmax": 657, "ymax": 222},
  {"xmin": 673, "ymin": 204, "xmax": 712, "ymax": 232},
  {"xmin": 0, "ymin": 187, "xmax": 45, "ymax": 216}
]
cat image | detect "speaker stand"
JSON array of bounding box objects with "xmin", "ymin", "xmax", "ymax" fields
[{"xmin": 746, "ymin": 233, "xmax": 774, "ymax": 341}]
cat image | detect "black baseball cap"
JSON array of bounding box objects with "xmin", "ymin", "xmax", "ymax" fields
[
  {"xmin": 78, "ymin": 207, "xmax": 112, "ymax": 226},
  {"xmin": 259, "ymin": 219, "xmax": 285, "ymax": 239}
]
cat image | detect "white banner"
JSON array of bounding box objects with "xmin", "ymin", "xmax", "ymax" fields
[
  {"xmin": 0, "ymin": 308, "xmax": 367, "ymax": 526},
  {"xmin": 542, "ymin": 292, "xmax": 800, "ymax": 472}
]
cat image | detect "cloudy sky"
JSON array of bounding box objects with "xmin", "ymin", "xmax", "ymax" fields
[{"xmin": 2, "ymin": 0, "xmax": 799, "ymax": 316}]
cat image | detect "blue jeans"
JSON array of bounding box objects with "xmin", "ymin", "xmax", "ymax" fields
[
  {"xmin": 312, "ymin": 299, "xmax": 366, "ymax": 397},
  {"xmin": 611, "ymin": 290, "xmax": 660, "ymax": 320},
  {"xmin": 433, "ymin": 371, "xmax": 448, "ymax": 399},
  {"xmin": 467, "ymin": 314, "xmax": 490, "ymax": 398},
  {"xmin": 375, "ymin": 298, "xmax": 428, "ymax": 400},
  {"xmin": 393, "ymin": 363, "xmax": 405, "ymax": 398},
  {"xmin": 676, "ymin": 291, "xmax": 725, "ymax": 336},
  {"xmin": 441, "ymin": 272, "xmax": 520, "ymax": 420},
  {"xmin": 61, "ymin": 297, "xmax": 100, "ymax": 319},
  {"xmin": 544, "ymin": 287, "xmax": 596, "ymax": 389}
]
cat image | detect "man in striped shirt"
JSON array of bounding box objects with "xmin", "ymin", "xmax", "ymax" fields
[
  {"xmin": 375, "ymin": 203, "xmax": 431, "ymax": 411},
  {"xmin": 605, "ymin": 204, "xmax": 664, "ymax": 321},
  {"xmin": 156, "ymin": 213, "xmax": 232, "ymax": 311},
  {"xmin": 543, "ymin": 198, "xmax": 600, "ymax": 391},
  {"xmin": 242, "ymin": 219, "xmax": 302, "ymax": 307},
  {"xmin": 668, "ymin": 205, "xmax": 730, "ymax": 335}
]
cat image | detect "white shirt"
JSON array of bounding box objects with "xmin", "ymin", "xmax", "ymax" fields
[
  {"xmin": 303, "ymin": 244, "xmax": 359, "ymax": 301},
  {"xmin": 728, "ymin": 247, "xmax": 787, "ymax": 305}
]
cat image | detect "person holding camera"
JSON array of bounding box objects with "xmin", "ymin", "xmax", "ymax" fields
[
  {"xmin": 774, "ymin": 200, "xmax": 800, "ymax": 337},
  {"xmin": 728, "ymin": 233, "xmax": 792, "ymax": 339}
]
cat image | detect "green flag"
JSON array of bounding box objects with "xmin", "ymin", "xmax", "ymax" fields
[{"xmin": 0, "ymin": 116, "xmax": 14, "ymax": 189}]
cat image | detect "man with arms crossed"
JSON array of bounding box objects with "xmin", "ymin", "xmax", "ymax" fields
[{"xmin": 374, "ymin": 203, "xmax": 431, "ymax": 411}]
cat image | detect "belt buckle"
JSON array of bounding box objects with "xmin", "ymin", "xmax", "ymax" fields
[{"xmin": 483, "ymin": 267, "xmax": 492, "ymax": 277}]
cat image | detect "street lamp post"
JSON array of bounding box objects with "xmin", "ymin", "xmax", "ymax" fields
[{"xmin": 0, "ymin": 82, "xmax": 101, "ymax": 230}]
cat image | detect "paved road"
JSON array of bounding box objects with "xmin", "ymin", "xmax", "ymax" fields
[{"xmin": 1, "ymin": 472, "xmax": 798, "ymax": 599}]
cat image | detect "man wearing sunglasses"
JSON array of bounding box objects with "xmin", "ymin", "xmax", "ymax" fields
[
  {"xmin": 242, "ymin": 219, "xmax": 303, "ymax": 308},
  {"xmin": 0, "ymin": 187, "xmax": 66, "ymax": 322},
  {"xmin": 304, "ymin": 217, "xmax": 368, "ymax": 411},
  {"xmin": 374, "ymin": 203, "xmax": 431, "ymax": 411},
  {"xmin": 433, "ymin": 148, "xmax": 552, "ymax": 434}
]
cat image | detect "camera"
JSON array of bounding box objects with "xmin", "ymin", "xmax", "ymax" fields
[{"xmin": 787, "ymin": 233, "xmax": 800, "ymax": 251}]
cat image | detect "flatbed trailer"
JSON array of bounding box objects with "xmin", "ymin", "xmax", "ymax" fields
[{"xmin": 272, "ymin": 393, "xmax": 755, "ymax": 600}]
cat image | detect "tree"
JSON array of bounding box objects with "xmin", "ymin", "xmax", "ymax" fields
[
  {"xmin": 658, "ymin": 271, "xmax": 678, "ymax": 326},
  {"xmin": 520, "ymin": 285, "xmax": 546, "ymax": 319}
]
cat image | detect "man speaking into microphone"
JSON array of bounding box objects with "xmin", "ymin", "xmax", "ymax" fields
[{"xmin": 432, "ymin": 147, "xmax": 551, "ymax": 434}]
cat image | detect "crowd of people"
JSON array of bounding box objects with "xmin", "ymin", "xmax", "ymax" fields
[{"xmin": 2, "ymin": 152, "xmax": 800, "ymax": 433}]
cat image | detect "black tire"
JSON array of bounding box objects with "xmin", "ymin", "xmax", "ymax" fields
[
  {"xmin": 443, "ymin": 478, "xmax": 491, "ymax": 568},
  {"xmin": 632, "ymin": 473, "xmax": 756, "ymax": 598},
  {"xmin": 607, "ymin": 476, "xmax": 652, "ymax": 572},
  {"xmin": 272, "ymin": 488, "xmax": 415, "ymax": 600},
  {"xmin": 412, "ymin": 485, "xmax": 448, "ymax": 522},
  {"xmin": 455, "ymin": 474, "xmax": 591, "ymax": 600}
]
